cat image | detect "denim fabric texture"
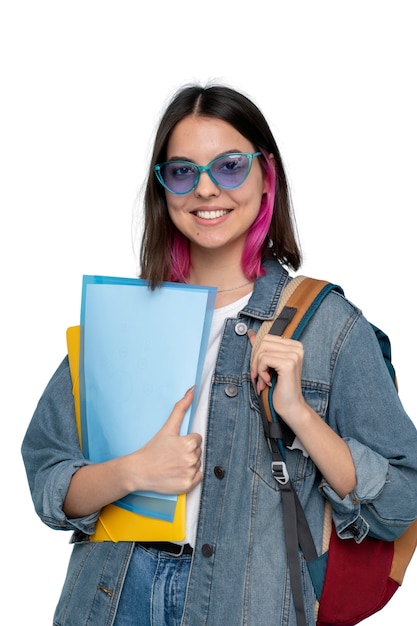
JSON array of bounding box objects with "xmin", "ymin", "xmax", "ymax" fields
[
  {"xmin": 113, "ymin": 544, "xmax": 191, "ymax": 626},
  {"xmin": 22, "ymin": 259, "xmax": 417, "ymax": 626}
]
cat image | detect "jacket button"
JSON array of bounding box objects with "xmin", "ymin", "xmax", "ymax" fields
[
  {"xmin": 234, "ymin": 321, "xmax": 248, "ymax": 336},
  {"xmin": 214, "ymin": 466, "xmax": 225, "ymax": 479},
  {"xmin": 202, "ymin": 544, "xmax": 213, "ymax": 557},
  {"xmin": 225, "ymin": 383, "xmax": 238, "ymax": 397}
]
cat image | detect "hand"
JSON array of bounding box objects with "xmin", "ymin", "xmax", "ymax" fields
[
  {"xmin": 63, "ymin": 388, "xmax": 203, "ymax": 519},
  {"xmin": 248, "ymin": 330, "xmax": 358, "ymax": 497},
  {"xmin": 126, "ymin": 387, "xmax": 203, "ymax": 495},
  {"xmin": 248, "ymin": 329, "xmax": 306, "ymax": 426}
]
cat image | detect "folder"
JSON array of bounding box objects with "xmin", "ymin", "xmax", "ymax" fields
[
  {"xmin": 67, "ymin": 325, "xmax": 187, "ymax": 542},
  {"xmin": 79, "ymin": 276, "xmax": 215, "ymax": 522},
  {"xmin": 65, "ymin": 276, "xmax": 215, "ymax": 542}
]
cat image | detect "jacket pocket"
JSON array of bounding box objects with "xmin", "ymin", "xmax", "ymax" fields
[
  {"xmin": 248, "ymin": 383, "xmax": 329, "ymax": 490},
  {"xmin": 54, "ymin": 541, "xmax": 133, "ymax": 626}
]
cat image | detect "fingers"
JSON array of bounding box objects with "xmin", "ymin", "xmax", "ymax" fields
[
  {"xmin": 178, "ymin": 449, "xmax": 203, "ymax": 494},
  {"xmin": 153, "ymin": 386, "xmax": 203, "ymax": 493},
  {"xmin": 160, "ymin": 384, "xmax": 203, "ymax": 481},
  {"xmin": 249, "ymin": 331, "xmax": 303, "ymax": 394},
  {"xmin": 168, "ymin": 430, "xmax": 203, "ymax": 494},
  {"xmin": 248, "ymin": 328, "xmax": 271, "ymax": 393},
  {"xmin": 256, "ymin": 335, "xmax": 302, "ymax": 376},
  {"xmin": 247, "ymin": 328, "xmax": 256, "ymax": 345}
]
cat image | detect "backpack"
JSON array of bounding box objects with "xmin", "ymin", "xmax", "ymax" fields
[{"xmin": 252, "ymin": 275, "xmax": 417, "ymax": 626}]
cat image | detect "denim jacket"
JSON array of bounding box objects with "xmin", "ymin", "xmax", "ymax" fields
[{"xmin": 22, "ymin": 259, "xmax": 417, "ymax": 626}]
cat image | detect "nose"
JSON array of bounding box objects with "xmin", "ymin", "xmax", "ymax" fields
[{"xmin": 194, "ymin": 170, "xmax": 220, "ymax": 198}]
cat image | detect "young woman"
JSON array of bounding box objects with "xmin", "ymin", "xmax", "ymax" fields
[{"xmin": 22, "ymin": 84, "xmax": 417, "ymax": 626}]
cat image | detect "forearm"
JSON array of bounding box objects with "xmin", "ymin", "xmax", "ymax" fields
[
  {"xmin": 63, "ymin": 455, "xmax": 134, "ymax": 518},
  {"xmin": 249, "ymin": 333, "xmax": 357, "ymax": 498},
  {"xmin": 290, "ymin": 402, "xmax": 357, "ymax": 499},
  {"xmin": 62, "ymin": 445, "xmax": 190, "ymax": 519},
  {"xmin": 63, "ymin": 390, "xmax": 203, "ymax": 519}
]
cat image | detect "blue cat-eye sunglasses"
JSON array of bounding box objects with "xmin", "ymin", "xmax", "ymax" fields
[{"xmin": 154, "ymin": 151, "xmax": 262, "ymax": 195}]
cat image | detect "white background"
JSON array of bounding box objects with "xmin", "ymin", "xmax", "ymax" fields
[{"xmin": 1, "ymin": 1, "xmax": 416, "ymax": 624}]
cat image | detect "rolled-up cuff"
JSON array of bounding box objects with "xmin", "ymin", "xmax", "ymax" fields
[
  {"xmin": 40, "ymin": 460, "xmax": 100, "ymax": 534},
  {"xmin": 319, "ymin": 437, "xmax": 389, "ymax": 541}
]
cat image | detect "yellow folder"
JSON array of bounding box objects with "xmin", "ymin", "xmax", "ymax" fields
[{"xmin": 66, "ymin": 326, "xmax": 186, "ymax": 542}]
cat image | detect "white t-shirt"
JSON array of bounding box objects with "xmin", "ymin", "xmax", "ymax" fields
[{"xmin": 184, "ymin": 292, "xmax": 252, "ymax": 547}]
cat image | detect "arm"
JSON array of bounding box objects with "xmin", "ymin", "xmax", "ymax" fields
[
  {"xmin": 249, "ymin": 330, "xmax": 357, "ymax": 499},
  {"xmin": 22, "ymin": 359, "xmax": 202, "ymax": 530},
  {"xmin": 63, "ymin": 387, "xmax": 203, "ymax": 518},
  {"xmin": 323, "ymin": 313, "xmax": 417, "ymax": 540},
  {"xmin": 250, "ymin": 297, "xmax": 417, "ymax": 541}
]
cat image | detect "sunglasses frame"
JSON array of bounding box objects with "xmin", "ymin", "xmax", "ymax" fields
[{"xmin": 154, "ymin": 151, "xmax": 262, "ymax": 195}]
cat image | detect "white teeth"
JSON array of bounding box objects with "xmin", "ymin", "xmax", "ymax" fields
[{"xmin": 195, "ymin": 210, "xmax": 229, "ymax": 219}]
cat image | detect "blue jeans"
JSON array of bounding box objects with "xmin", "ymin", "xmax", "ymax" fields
[{"xmin": 113, "ymin": 544, "xmax": 192, "ymax": 626}]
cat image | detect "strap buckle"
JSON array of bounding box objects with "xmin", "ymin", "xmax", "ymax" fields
[{"xmin": 271, "ymin": 460, "xmax": 289, "ymax": 485}]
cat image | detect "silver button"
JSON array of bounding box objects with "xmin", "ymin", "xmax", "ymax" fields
[
  {"xmin": 225, "ymin": 383, "xmax": 238, "ymax": 397},
  {"xmin": 234, "ymin": 322, "xmax": 248, "ymax": 336}
]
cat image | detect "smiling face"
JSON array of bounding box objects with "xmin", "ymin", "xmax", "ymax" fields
[{"xmin": 164, "ymin": 115, "xmax": 268, "ymax": 263}]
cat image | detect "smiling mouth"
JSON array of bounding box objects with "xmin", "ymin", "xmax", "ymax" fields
[{"xmin": 193, "ymin": 209, "xmax": 231, "ymax": 219}]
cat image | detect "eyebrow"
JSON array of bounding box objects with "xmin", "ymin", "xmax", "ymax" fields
[{"xmin": 166, "ymin": 150, "xmax": 245, "ymax": 163}]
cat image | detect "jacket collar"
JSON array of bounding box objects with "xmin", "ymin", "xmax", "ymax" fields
[{"xmin": 241, "ymin": 259, "xmax": 289, "ymax": 321}]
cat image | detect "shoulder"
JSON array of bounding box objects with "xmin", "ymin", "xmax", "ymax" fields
[
  {"xmin": 300, "ymin": 281, "xmax": 387, "ymax": 371},
  {"xmin": 295, "ymin": 277, "xmax": 368, "ymax": 353},
  {"xmin": 29, "ymin": 356, "xmax": 75, "ymax": 429},
  {"xmin": 42, "ymin": 356, "xmax": 73, "ymax": 397},
  {"xmin": 312, "ymin": 285, "xmax": 361, "ymax": 326}
]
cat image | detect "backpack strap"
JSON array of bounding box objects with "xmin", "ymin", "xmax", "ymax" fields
[
  {"xmin": 371, "ymin": 323, "xmax": 398, "ymax": 389},
  {"xmin": 251, "ymin": 275, "xmax": 342, "ymax": 364},
  {"xmin": 254, "ymin": 276, "xmax": 342, "ymax": 626}
]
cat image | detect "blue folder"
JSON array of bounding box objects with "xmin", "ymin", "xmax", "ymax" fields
[{"xmin": 79, "ymin": 275, "xmax": 216, "ymax": 522}]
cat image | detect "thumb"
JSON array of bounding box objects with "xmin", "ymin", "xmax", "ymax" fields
[{"xmin": 162, "ymin": 386, "xmax": 195, "ymax": 435}]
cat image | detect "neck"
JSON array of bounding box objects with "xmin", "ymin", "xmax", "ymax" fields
[
  {"xmin": 187, "ymin": 267, "xmax": 251, "ymax": 292},
  {"xmin": 185, "ymin": 265, "xmax": 254, "ymax": 308},
  {"xmin": 217, "ymin": 280, "xmax": 253, "ymax": 293},
  {"xmin": 214, "ymin": 281, "xmax": 254, "ymax": 308},
  {"xmin": 188, "ymin": 242, "xmax": 247, "ymax": 288}
]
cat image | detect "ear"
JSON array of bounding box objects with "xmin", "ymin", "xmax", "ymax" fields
[{"xmin": 262, "ymin": 153, "xmax": 275, "ymax": 195}]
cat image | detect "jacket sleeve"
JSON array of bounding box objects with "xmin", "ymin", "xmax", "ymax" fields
[
  {"xmin": 320, "ymin": 310, "xmax": 417, "ymax": 542},
  {"xmin": 21, "ymin": 358, "xmax": 99, "ymax": 534}
]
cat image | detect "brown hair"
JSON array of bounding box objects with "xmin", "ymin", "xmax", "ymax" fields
[{"xmin": 139, "ymin": 84, "xmax": 301, "ymax": 286}]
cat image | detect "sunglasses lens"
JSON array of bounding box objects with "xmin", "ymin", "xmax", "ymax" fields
[
  {"xmin": 159, "ymin": 162, "xmax": 197, "ymax": 194},
  {"xmin": 156, "ymin": 153, "xmax": 257, "ymax": 194},
  {"xmin": 210, "ymin": 154, "xmax": 251, "ymax": 189}
]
